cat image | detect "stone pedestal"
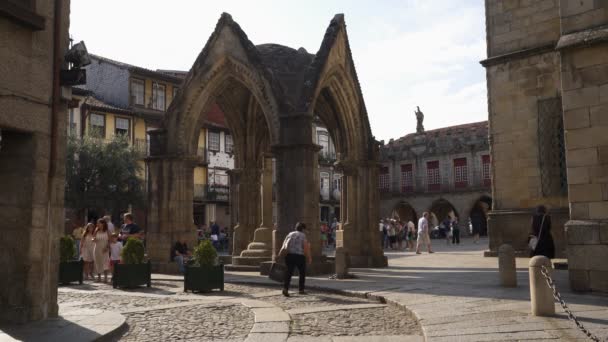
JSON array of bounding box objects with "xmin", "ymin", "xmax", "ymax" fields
[
  {"xmin": 232, "ymin": 227, "xmax": 272, "ymax": 266},
  {"xmin": 487, "ymin": 208, "xmax": 567, "ymax": 258},
  {"xmin": 565, "ymin": 220, "xmax": 608, "ymax": 293}
]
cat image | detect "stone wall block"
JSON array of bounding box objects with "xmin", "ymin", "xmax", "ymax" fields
[
  {"xmin": 568, "ymin": 269, "xmax": 591, "ymax": 291},
  {"xmin": 563, "ymin": 86, "xmax": 599, "ymax": 110},
  {"xmin": 567, "ymin": 147, "xmax": 598, "ymax": 167},
  {"xmin": 567, "ymin": 244, "xmax": 608, "ymax": 271},
  {"xmin": 590, "ymin": 270, "xmax": 608, "ymax": 292},
  {"xmin": 600, "ymin": 223, "xmax": 608, "ymax": 243},
  {"xmin": 570, "ymin": 202, "xmax": 590, "ymax": 220},
  {"xmin": 589, "ymin": 201, "xmax": 608, "ymax": 220},
  {"xmin": 565, "ymin": 221, "xmax": 600, "ymax": 244},
  {"xmin": 568, "ymin": 183, "xmax": 603, "ymax": 202}
]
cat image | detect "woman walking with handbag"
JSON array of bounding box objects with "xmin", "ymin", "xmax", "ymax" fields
[
  {"xmin": 529, "ymin": 205, "xmax": 555, "ymax": 259},
  {"xmin": 279, "ymin": 222, "xmax": 311, "ymax": 297}
]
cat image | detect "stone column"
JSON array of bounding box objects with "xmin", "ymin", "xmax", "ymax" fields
[
  {"xmin": 272, "ymin": 112, "xmax": 332, "ymax": 275},
  {"xmin": 334, "ymin": 159, "xmax": 386, "ymax": 268},
  {"xmin": 233, "ymin": 156, "xmax": 274, "ymax": 266},
  {"xmin": 232, "ymin": 167, "xmax": 260, "ymax": 256},
  {"xmin": 146, "ymin": 157, "xmax": 198, "ymax": 273}
]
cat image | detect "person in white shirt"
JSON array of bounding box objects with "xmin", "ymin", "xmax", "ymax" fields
[
  {"xmin": 109, "ymin": 233, "xmax": 123, "ymax": 276},
  {"xmin": 104, "ymin": 215, "xmax": 115, "ymax": 234},
  {"xmin": 416, "ymin": 212, "xmax": 433, "ymax": 254}
]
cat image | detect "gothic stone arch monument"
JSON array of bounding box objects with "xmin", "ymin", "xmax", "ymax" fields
[{"xmin": 146, "ymin": 13, "xmax": 386, "ymax": 273}]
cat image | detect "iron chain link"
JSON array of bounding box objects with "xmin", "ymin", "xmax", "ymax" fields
[{"xmin": 540, "ymin": 265, "xmax": 603, "ymax": 342}]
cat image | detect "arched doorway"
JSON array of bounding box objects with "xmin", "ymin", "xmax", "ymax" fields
[
  {"xmin": 470, "ymin": 195, "xmax": 492, "ymax": 236},
  {"xmin": 392, "ymin": 201, "xmax": 418, "ymax": 224},
  {"xmin": 429, "ymin": 198, "xmax": 459, "ymax": 228}
]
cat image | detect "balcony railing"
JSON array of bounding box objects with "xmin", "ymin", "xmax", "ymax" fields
[
  {"xmin": 194, "ymin": 184, "xmax": 230, "ymax": 202},
  {"xmin": 318, "ymin": 151, "xmax": 337, "ymax": 165},
  {"xmin": 134, "ymin": 138, "xmax": 148, "ymax": 156},
  {"xmin": 379, "ymin": 174, "xmax": 491, "ymax": 196}
]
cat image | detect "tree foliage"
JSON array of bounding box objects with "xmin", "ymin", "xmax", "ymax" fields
[{"xmin": 65, "ymin": 134, "xmax": 144, "ymax": 215}]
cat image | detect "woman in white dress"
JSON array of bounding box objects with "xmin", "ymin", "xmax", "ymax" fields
[
  {"xmin": 80, "ymin": 223, "xmax": 96, "ymax": 280},
  {"xmin": 93, "ymin": 218, "xmax": 111, "ymax": 282}
]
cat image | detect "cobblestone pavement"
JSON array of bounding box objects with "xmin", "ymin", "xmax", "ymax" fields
[
  {"xmin": 291, "ymin": 305, "xmax": 420, "ymax": 337},
  {"xmin": 58, "ymin": 280, "xmax": 422, "ymax": 341}
]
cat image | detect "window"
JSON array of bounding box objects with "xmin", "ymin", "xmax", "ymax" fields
[
  {"xmin": 379, "ymin": 166, "xmax": 390, "ymax": 192},
  {"xmin": 225, "ymin": 134, "xmax": 233, "ymax": 153},
  {"xmin": 426, "ymin": 161, "xmax": 440, "ymax": 191},
  {"xmin": 538, "ymin": 97, "xmax": 567, "ymax": 196},
  {"xmin": 482, "ymin": 155, "xmax": 491, "ymax": 187},
  {"xmin": 333, "ymin": 174, "xmax": 342, "ymax": 191},
  {"xmin": 131, "ymin": 79, "xmax": 144, "ymax": 106},
  {"xmin": 115, "ymin": 117, "xmax": 130, "ymax": 137},
  {"xmin": 152, "ymin": 82, "xmax": 166, "ymax": 110},
  {"xmin": 400, "ymin": 164, "xmax": 413, "ymax": 193},
  {"xmin": 318, "ymin": 132, "xmax": 329, "ymax": 155},
  {"xmin": 320, "ymin": 172, "xmax": 330, "ymax": 191},
  {"xmin": 68, "ymin": 109, "xmax": 77, "ymax": 135},
  {"xmin": 89, "ymin": 113, "xmax": 105, "ymax": 138},
  {"xmin": 208, "ymin": 131, "xmax": 220, "ymax": 151},
  {"xmin": 453, "ymin": 158, "xmax": 468, "ymax": 188}
]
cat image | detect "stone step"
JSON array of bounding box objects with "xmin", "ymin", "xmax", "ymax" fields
[
  {"xmin": 247, "ymin": 242, "xmax": 270, "ymax": 250},
  {"xmin": 241, "ymin": 249, "xmax": 272, "ymax": 258},
  {"xmin": 224, "ymin": 264, "xmax": 260, "ymax": 272},
  {"xmin": 219, "ymin": 255, "xmax": 233, "ymax": 265},
  {"xmin": 232, "ymin": 256, "xmax": 272, "ymax": 266}
]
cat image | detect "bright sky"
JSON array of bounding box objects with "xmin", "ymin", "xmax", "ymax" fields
[{"xmin": 70, "ymin": 0, "xmax": 488, "ymax": 142}]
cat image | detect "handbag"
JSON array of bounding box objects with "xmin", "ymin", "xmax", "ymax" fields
[
  {"xmin": 528, "ymin": 215, "xmax": 545, "ymax": 251},
  {"xmin": 268, "ymin": 262, "xmax": 286, "ymax": 283},
  {"xmin": 277, "ymin": 235, "xmax": 291, "ymax": 258}
]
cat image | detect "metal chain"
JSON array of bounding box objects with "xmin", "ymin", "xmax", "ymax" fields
[{"xmin": 540, "ymin": 265, "xmax": 603, "ymax": 342}]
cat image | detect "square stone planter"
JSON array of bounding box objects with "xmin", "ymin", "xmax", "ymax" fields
[
  {"xmin": 59, "ymin": 260, "xmax": 83, "ymax": 285},
  {"xmin": 112, "ymin": 261, "xmax": 151, "ymax": 288},
  {"xmin": 184, "ymin": 264, "xmax": 224, "ymax": 292}
]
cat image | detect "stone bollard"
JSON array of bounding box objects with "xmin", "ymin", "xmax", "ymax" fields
[
  {"xmin": 498, "ymin": 244, "xmax": 517, "ymax": 287},
  {"xmin": 335, "ymin": 246, "xmax": 348, "ymax": 279},
  {"xmin": 529, "ymin": 256, "xmax": 555, "ymax": 316}
]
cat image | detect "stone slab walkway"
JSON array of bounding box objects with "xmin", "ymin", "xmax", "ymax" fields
[
  {"xmin": 0, "ymin": 306, "xmax": 125, "ymax": 342},
  {"xmin": 201, "ymin": 237, "xmax": 608, "ymax": 341}
]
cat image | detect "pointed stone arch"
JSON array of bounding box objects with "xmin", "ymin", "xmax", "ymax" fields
[{"xmin": 146, "ymin": 13, "xmax": 386, "ymax": 272}]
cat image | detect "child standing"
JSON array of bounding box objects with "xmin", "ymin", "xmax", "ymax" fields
[{"xmin": 109, "ymin": 233, "xmax": 123, "ymax": 277}]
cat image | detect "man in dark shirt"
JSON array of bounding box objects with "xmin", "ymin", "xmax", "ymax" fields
[
  {"xmin": 120, "ymin": 213, "xmax": 143, "ymax": 244},
  {"xmin": 171, "ymin": 238, "xmax": 190, "ymax": 274},
  {"xmin": 210, "ymin": 221, "xmax": 220, "ymax": 249}
]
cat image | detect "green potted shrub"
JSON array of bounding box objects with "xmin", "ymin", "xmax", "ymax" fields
[
  {"xmin": 113, "ymin": 238, "xmax": 151, "ymax": 288},
  {"xmin": 58, "ymin": 235, "xmax": 83, "ymax": 285},
  {"xmin": 184, "ymin": 240, "xmax": 224, "ymax": 292}
]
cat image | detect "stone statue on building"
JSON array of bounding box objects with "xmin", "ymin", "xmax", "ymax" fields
[{"xmin": 415, "ymin": 106, "xmax": 424, "ymax": 133}]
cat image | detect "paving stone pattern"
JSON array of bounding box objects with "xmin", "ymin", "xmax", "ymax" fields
[
  {"xmin": 121, "ymin": 303, "xmax": 253, "ymax": 341},
  {"xmin": 58, "ymin": 280, "xmax": 421, "ymax": 341},
  {"xmin": 290, "ymin": 306, "xmax": 420, "ymax": 337}
]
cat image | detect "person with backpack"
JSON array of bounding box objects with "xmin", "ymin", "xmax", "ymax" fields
[{"xmin": 529, "ymin": 205, "xmax": 555, "ymax": 259}]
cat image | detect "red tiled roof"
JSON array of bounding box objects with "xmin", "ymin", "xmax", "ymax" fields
[{"xmin": 205, "ymin": 103, "xmax": 227, "ymax": 129}]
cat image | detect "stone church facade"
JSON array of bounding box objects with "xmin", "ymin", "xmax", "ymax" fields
[
  {"xmin": 484, "ymin": 0, "xmax": 608, "ymax": 292},
  {"xmin": 379, "ymin": 120, "xmax": 492, "ymax": 232}
]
